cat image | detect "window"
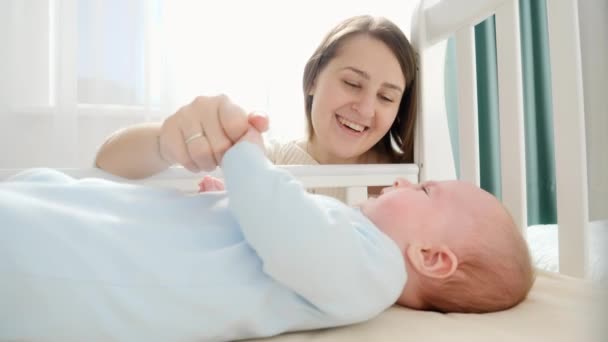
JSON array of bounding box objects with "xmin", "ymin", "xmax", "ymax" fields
[
  {"xmin": 1, "ymin": 0, "xmax": 415, "ymax": 167},
  {"xmin": 78, "ymin": 0, "xmax": 150, "ymax": 106}
]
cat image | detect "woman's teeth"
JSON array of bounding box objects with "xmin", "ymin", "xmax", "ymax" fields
[{"xmin": 337, "ymin": 116, "xmax": 366, "ymax": 132}]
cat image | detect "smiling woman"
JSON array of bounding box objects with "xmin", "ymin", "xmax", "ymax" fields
[
  {"xmin": 95, "ymin": 14, "xmax": 419, "ymax": 203},
  {"xmin": 303, "ymin": 34, "xmax": 409, "ymax": 165},
  {"xmin": 162, "ymin": 0, "xmax": 417, "ymax": 143}
]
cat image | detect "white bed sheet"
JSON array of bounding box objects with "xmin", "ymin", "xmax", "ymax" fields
[
  {"xmin": 527, "ymin": 220, "xmax": 608, "ymax": 283},
  {"xmin": 248, "ymin": 271, "xmax": 606, "ymax": 342}
]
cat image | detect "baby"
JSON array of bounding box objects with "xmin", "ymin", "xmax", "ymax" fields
[
  {"xmin": 200, "ymin": 134, "xmax": 536, "ymax": 314},
  {"xmin": 200, "ymin": 129, "xmax": 536, "ymax": 314},
  {"xmin": 0, "ymin": 127, "xmax": 534, "ymax": 341},
  {"xmin": 362, "ymin": 177, "xmax": 535, "ymax": 313}
]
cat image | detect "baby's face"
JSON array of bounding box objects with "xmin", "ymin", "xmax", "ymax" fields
[
  {"xmin": 360, "ymin": 179, "xmax": 490, "ymax": 248},
  {"xmin": 361, "ymin": 179, "xmax": 521, "ymax": 311}
]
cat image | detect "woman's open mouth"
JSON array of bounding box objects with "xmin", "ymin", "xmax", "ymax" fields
[{"xmin": 335, "ymin": 115, "xmax": 369, "ymax": 135}]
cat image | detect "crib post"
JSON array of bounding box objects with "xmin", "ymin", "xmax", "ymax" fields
[
  {"xmin": 411, "ymin": 1, "xmax": 428, "ymax": 182},
  {"xmin": 454, "ymin": 26, "xmax": 480, "ymax": 185},
  {"xmin": 494, "ymin": 0, "xmax": 528, "ymax": 233},
  {"xmin": 546, "ymin": 0, "xmax": 589, "ymax": 278},
  {"xmin": 411, "ymin": 1, "xmax": 457, "ymax": 183}
]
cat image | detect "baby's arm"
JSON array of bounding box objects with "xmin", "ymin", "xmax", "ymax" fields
[
  {"xmin": 198, "ymin": 120, "xmax": 267, "ymax": 193},
  {"xmin": 222, "ymin": 142, "xmax": 406, "ymax": 322}
]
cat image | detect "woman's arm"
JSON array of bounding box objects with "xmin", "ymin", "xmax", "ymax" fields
[
  {"xmin": 95, "ymin": 122, "xmax": 170, "ymax": 179},
  {"xmin": 95, "ymin": 95, "xmax": 267, "ymax": 180}
]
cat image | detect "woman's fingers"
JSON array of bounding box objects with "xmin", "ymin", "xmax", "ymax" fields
[
  {"xmin": 236, "ymin": 126, "xmax": 265, "ymax": 151},
  {"xmin": 218, "ymin": 97, "xmax": 250, "ymax": 142},
  {"xmin": 179, "ymin": 105, "xmax": 217, "ymax": 171},
  {"xmin": 159, "ymin": 113, "xmax": 200, "ymax": 173},
  {"xmin": 195, "ymin": 96, "xmax": 236, "ymax": 165},
  {"xmin": 159, "ymin": 95, "xmax": 261, "ymax": 173}
]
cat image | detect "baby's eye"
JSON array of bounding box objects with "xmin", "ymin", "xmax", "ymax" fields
[{"xmin": 421, "ymin": 185, "xmax": 429, "ymax": 196}]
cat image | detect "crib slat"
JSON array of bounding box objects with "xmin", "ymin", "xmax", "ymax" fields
[
  {"xmin": 546, "ymin": 0, "xmax": 588, "ymax": 278},
  {"xmin": 425, "ymin": 0, "xmax": 507, "ymax": 47},
  {"xmin": 495, "ymin": 0, "xmax": 527, "ymax": 233},
  {"xmin": 411, "ymin": 2, "xmax": 429, "ymax": 182},
  {"xmin": 454, "ymin": 26, "xmax": 480, "ymax": 185}
]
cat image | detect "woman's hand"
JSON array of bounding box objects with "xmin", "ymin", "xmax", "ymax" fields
[
  {"xmin": 236, "ymin": 125, "xmax": 266, "ymax": 152},
  {"xmin": 197, "ymin": 121, "xmax": 267, "ymax": 193},
  {"xmin": 158, "ymin": 95, "xmax": 268, "ymax": 172}
]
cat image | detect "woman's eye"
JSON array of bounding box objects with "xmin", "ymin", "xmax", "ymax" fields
[
  {"xmin": 379, "ymin": 95, "xmax": 394, "ymax": 103},
  {"xmin": 344, "ymin": 80, "xmax": 360, "ymax": 88}
]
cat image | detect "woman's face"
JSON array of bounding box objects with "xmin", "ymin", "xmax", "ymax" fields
[{"xmin": 308, "ymin": 34, "xmax": 405, "ymax": 164}]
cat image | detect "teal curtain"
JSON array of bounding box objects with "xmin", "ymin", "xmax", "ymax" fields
[
  {"xmin": 518, "ymin": 0, "xmax": 557, "ymax": 225},
  {"xmin": 445, "ymin": 0, "xmax": 557, "ymax": 225},
  {"xmin": 474, "ymin": 17, "xmax": 503, "ymax": 200}
]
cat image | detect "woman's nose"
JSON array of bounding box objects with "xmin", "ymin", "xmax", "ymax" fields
[{"xmin": 352, "ymin": 93, "xmax": 375, "ymax": 118}]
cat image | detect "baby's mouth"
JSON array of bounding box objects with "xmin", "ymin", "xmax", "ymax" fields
[{"xmin": 336, "ymin": 115, "xmax": 369, "ymax": 133}]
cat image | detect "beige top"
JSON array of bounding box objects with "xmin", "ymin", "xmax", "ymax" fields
[{"xmin": 265, "ymin": 139, "xmax": 347, "ymax": 203}]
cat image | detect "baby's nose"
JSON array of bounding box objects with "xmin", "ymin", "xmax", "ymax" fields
[{"xmin": 394, "ymin": 177, "xmax": 413, "ymax": 188}]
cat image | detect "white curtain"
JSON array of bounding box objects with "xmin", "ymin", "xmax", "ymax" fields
[{"xmin": 0, "ymin": 0, "xmax": 415, "ymax": 169}]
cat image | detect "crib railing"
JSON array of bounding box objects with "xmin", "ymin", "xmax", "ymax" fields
[
  {"xmin": 414, "ymin": 0, "xmax": 588, "ymax": 278},
  {"xmin": 144, "ymin": 164, "xmax": 419, "ymax": 205},
  {"xmin": 0, "ymin": 164, "xmax": 419, "ymax": 206}
]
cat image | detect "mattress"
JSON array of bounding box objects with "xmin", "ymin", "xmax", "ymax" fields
[{"xmin": 249, "ymin": 271, "xmax": 606, "ymax": 342}]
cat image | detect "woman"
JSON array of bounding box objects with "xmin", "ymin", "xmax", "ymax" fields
[{"xmin": 95, "ymin": 15, "xmax": 418, "ymax": 200}]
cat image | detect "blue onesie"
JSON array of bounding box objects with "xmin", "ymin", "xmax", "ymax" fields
[{"xmin": 0, "ymin": 142, "xmax": 406, "ymax": 341}]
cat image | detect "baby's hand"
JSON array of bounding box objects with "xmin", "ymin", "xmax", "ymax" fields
[
  {"xmin": 237, "ymin": 116, "xmax": 268, "ymax": 151},
  {"xmin": 198, "ymin": 175, "xmax": 225, "ymax": 192}
]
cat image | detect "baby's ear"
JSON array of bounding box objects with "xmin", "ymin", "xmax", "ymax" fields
[{"xmin": 406, "ymin": 244, "xmax": 458, "ymax": 279}]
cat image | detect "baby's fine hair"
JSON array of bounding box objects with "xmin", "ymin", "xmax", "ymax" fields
[{"xmin": 417, "ymin": 205, "xmax": 535, "ymax": 313}]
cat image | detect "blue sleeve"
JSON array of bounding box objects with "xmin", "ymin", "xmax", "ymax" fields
[
  {"xmin": 6, "ymin": 168, "xmax": 76, "ymax": 183},
  {"xmin": 222, "ymin": 142, "xmax": 407, "ymax": 321}
]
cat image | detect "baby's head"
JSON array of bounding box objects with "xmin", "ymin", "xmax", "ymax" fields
[{"xmin": 360, "ymin": 179, "xmax": 535, "ymax": 313}]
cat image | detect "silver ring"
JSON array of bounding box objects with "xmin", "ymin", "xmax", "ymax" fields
[{"xmin": 185, "ymin": 132, "xmax": 204, "ymax": 144}]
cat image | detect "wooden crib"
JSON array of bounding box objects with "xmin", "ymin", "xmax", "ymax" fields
[{"xmin": 0, "ymin": 0, "xmax": 604, "ymax": 341}]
